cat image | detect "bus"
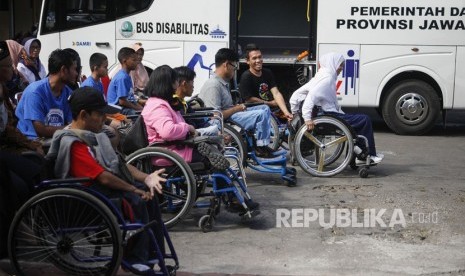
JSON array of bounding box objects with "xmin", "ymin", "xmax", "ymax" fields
[{"xmin": 37, "ymin": 0, "xmax": 465, "ymax": 135}]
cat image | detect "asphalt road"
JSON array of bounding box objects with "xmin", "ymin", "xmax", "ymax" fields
[{"xmin": 167, "ymin": 109, "xmax": 465, "ymax": 275}]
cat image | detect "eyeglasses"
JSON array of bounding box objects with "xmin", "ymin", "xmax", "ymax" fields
[{"xmin": 227, "ymin": 62, "xmax": 238, "ymax": 70}]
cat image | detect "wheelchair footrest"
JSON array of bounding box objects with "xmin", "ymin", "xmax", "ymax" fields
[
  {"xmin": 272, "ymin": 149, "xmax": 287, "ymax": 156},
  {"xmin": 255, "ymin": 154, "xmax": 286, "ymax": 165}
]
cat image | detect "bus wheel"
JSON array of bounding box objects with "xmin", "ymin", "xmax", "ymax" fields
[{"xmin": 382, "ymin": 80, "xmax": 440, "ymax": 135}]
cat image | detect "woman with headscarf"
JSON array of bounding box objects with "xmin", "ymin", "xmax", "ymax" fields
[
  {"xmin": 289, "ymin": 52, "xmax": 383, "ymax": 164},
  {"xmin": 17, "ymin": 38, "xmax": 47, "ymax": 84},
  {"xmin": 5, "ymin": 40, "xmax": 29, "ymax": 101}
]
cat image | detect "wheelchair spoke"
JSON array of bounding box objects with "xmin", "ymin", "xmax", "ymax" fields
[
  {"xmin": 317, "ymin": 148, "xmax": 326, "ymax": 172},
  {"xmin": 324, "ymin": 135, "xmax": 348, "ymax": 148},
  {"xmin": 303, "ymin": 131, "xmax": 324, "ymax": 148}
]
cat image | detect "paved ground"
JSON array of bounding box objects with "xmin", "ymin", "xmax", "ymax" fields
[{"xmin": 2, "ymin": 109, "xmax": 465, "ymax": 275}]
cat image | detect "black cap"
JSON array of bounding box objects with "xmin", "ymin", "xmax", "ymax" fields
[
  {"xmin": 69, "ymin": 87, "xmax": 121, "ymax": 115},
  {"xmin": 0, "ymin": 41, "xmax": 9, "ymax": 61}
]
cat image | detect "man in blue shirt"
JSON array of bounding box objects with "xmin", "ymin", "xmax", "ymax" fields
[
  {"xmin": 16, "ymin": 49, "xmax": 77, "ymax": 141},
  {"xmin": 106, "ymin": 47, "xmax": 143, "ymax": 115}
]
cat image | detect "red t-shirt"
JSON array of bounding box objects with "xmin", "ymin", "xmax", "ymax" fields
[{"xmin": 69, "ymin": 141, "xmax": 105, "ymax": 186}]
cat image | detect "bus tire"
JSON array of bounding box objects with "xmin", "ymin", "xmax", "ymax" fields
[{"xmin": 382, "ymin": 80, "xmax": 440, "ymax": 135}]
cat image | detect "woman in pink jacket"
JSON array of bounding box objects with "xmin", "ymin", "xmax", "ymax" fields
[{"xmin": 142, "ymin": 65, "xmax": 229, "ymax": 170}]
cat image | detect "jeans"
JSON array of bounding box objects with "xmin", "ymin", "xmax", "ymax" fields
[{"xmin": 230, "ymin": 105, "xmax": 272, "ymax": 146}]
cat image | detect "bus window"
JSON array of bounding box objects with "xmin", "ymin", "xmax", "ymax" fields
[
  {"xmin": 41, "ymin": 0, "xmax": 58, "ymax": 34},
  {"xmin": 116, "ymin": 0, "xmax": 152, "ymax": 18},
  {"xmin": 64, "ymin": 0, "xmax": 113, "ymax": 30}
]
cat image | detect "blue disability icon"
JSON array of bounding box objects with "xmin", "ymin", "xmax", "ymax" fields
[
  {"xmin": 187, "ymin": 45, "xmax": 211, "ymax": 70},
  {"xmin": 343, "ymin": 50, "xmax": 360, "ymax": 95}
]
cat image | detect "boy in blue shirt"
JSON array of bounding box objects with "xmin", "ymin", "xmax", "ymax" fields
[
  {"xmin": 82, "ymin": 52, "xmax": 122, "ymax": 148},
  {"xmin": 81, "ymin": 52, "xmax": 108, "ymax": 94},
  {"xmin": 107, "ymin": 47, "xmax": 143, "ymax": 115},
  {"xmin": 16, "ymin": 49, "xmax": 77, "ymax": 141}
]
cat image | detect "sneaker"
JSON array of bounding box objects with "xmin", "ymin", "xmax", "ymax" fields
[
  {"xmin": 355, "ymin": 153, "xmax": 384, "ymax": 165},
  {"xmin": 370, "ymin": 153, "xmax": 384, "ymax": 164},
  {"xmin": 197, "ymin": 142, "xmax": 230, "ymax": 170}
]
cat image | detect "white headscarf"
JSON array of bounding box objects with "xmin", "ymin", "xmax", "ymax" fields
[
  {"xmin": 318, "ymin": 52, "xmax": 345, "ymax": 78},
  {"xmin": 289, "ymin": 52, "xmax": 345, "ymax": 119}
]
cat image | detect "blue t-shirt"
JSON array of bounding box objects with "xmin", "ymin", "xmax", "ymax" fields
[
  {"xmin": 106, "ymin": 69, "xmax": 136, "ymax": 105},
  {"xmin": 81, "ymin": 76, "xmax": 104, "ymax": 93},
  {"xmin": 16, "ymin": 78, "xmax": 73, "ymax": 139}
]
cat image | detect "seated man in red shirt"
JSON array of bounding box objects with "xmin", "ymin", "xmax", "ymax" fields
[{"xmin": 47, "ymin": 87, "xmax": 167, "ymax": 271}]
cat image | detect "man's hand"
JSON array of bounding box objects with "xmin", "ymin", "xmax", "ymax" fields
[
  {"xmin": 284, "ymin": 112, "xmax": 293, "ymax": 121},
  {"xmin": 305, "ymin": 119, "xmax": 315, "ymax": 130},
  {"xmin": 144, "ymin": 168, "xmax": 166, "ymax": 196},
  {"xmin": 235, "ymin": 104, "xmax": 246, "ymax": 112},
  {"xmin": 134, "ymin": 188, "xmax": 152, "ymax": 201}
]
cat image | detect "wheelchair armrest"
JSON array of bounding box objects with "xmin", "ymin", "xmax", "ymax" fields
[
  {"xmin": 37, "ymin": 177, "xmax": 93, "ymax": 189},
  {"xmin": 182, "ymin": 112, "xmax": 214, "ymax": 119},
  {"xmin": 192, "ymin": 107, "xmax": 215, "ymax": 111}
]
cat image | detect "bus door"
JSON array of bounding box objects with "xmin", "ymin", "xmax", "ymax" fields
[{"xmin": 39, "ymin": 0, "xmax": 116, "ymax": 77}]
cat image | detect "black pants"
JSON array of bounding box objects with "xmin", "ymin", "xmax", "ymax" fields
[
  {"xmin": 0, "ymin": 151, "xmax": 42, "ymax": 258},
  {"xmin": 89, "ymin": 181, "xmax": 166, "ymax": 265}
]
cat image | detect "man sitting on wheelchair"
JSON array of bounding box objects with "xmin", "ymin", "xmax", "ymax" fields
[
  {"xmin": 47, "ymin": 87, "xmax": 168, "ymax": 271},
  {"xmin": 290, "ymin": 52, "xmax": 384, "ymax": 165},
  {"xmin": 199, "ymin": 48, "xmax": 277, "ymax": 158}
]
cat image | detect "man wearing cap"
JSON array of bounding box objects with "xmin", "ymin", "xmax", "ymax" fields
[{"xmin": 46, "ymin": 87, "xmax": 168, "ymax": 270}]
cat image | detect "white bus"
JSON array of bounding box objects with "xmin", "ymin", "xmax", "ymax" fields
[{"xmin": 37, "ymin": 0, "xmax": 465, "ymax": 135}]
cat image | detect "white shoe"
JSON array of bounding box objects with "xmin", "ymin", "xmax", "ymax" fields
[
  {"xmin": 370, "ymin": 153, "xmax": 384, "ymax": 164},
  {"xmin": 132, "ymin": 264, "xmax": 151, "ymax": 272},
  {"xmin": 355, "ymin": 153, "xmax": 384, "ymax": 165}
]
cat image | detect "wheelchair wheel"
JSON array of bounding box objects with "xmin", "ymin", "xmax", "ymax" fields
[
  {"xmin": 224, "ymin": 124, "xmax": 247, "ymax": 164},
  {"xmin": 125, "ymin": 147, "xmax": 197, "ymax": 228},
  {"xmin": 8, "ymin": 188, "xmax": 122, "ymax": 276},
  {"xmin": 294, "ymin": 116, "xmax": 354, "ymax": 177},
  {"xmin": 268, "ymin": 116, "xmax": 281, "ymax": 151}
]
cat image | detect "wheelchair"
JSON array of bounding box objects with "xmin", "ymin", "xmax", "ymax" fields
[
  {"xmin": 7, "ymin": 158, "xmax": 179, "ymax": 276},
  {"xmin": 289, "ymin": 113, "xmax": 374, "ymax": 178},
  {"xmin": 188, "ymin": 95, "xmax": 297, "ymax": 186},
  {"xmin": 122, "ymin": 114, "xmax": 259, "ymax": 233}
]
